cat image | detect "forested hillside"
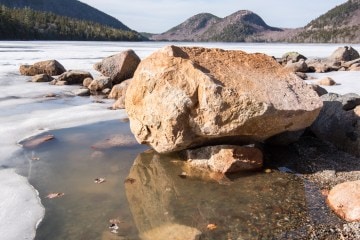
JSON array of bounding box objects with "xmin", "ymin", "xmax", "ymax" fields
[
  {"xmin": 0, "ymin": 5, "xmax": 146, "ymax": 41},
  {"xmin": 291, "ymin": 0, "xmax": 360, "ymax": 43},
  {"xmin": 0, "ymin": 0, "xmax": 130, "ymax": 30}
]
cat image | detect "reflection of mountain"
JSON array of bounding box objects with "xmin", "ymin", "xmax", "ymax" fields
[{"xmin": 125, "ymin": 150, "xmax": 308, "ymax": 239}]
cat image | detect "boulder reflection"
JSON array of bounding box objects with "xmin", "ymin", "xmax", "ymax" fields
[{"xmin": 125, "ymin": 150, "xmax": 308, "ymax": 240}]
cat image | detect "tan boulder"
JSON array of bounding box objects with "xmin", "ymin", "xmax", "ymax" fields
[
  {"xmin": 327, "ymin": 180, "xmax": 360, "ymax": 222},
  {"xmin": 329, "ymin": 46, "xmax": 360, "ymax": 62},
  {"xmin": 88, "ymin": 76, "xmax": 112, "ymax": 91},
  {"xmin": 184, "ymin": 145, "xmax": 263, "ymax": 173},
  {"xmin": 109, "ymin": 79, "xmax": 131, "ymax": 99},
  {"xmin": 94, "ymin": 50, "xmax": 140, "ymax": 84},
  {"xmin": 19, "ymin": 60, "xmax": 66, "ymax": 76},
  {"xmin": 82, "ymin": 77, "xmax": 93, "ymax": 88},
  {"xmin": 31, "ymin": 74, "xmax": 54, "ymax": 82},
  {"xmin": 318, "ymin": 77, "xmax": 336, "ymax": 86},
  {"xmin": 284, "ymin": 59, "xmax": 308, "ymax": 73},
  {"xmin": 125, "ymin": 46, "xmax": 323, "ymax": 153}
]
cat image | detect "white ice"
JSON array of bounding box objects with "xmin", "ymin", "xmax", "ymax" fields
[{"xmin": 0, "ymin": 41, "xmax": 360, "ymax": 240}]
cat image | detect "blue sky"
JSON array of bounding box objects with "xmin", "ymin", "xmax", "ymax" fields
[{"xmin": 80, "ymin": 0, "xmax": 347, "ymax": 33}]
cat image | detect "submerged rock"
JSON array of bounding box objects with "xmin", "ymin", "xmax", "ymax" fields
[
  {"xmin": 184, "ymin": 145, "xmax": 263, "ymax": 173},
  {"xmin": 19, "ymin": 60, "xmax": 66, "ymax": 76},
  {"xmin": 125, "ymin": 45, "xmax": 322, "ymax": 153},
  {"xmin": 327, "ymin": 180, "xmax": 360, "ymax": 222},
  {"xmin": 94, "ymin": 50, "xmax": 140, "ymax": 84},
  {"xmin": 19, "ymin": 134, "xmax": 55, "ymax": 149}
]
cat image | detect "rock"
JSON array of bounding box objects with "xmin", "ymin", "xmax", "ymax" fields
[
  {"xmin": 183, "ymin": 145, "xmax": 263, "ymax": 173},
  {"xmin": 91, "ymin": 134, "xmax": 138, "ymax": 150},
  {"xmin": 19, "ymin": 134, "xmax": 55, "ymax": 149},
  {"xmin": 311, "ymin": 93, "xmax": 360, "ymax": 156},
  {"xmin": 306, "ymin": 59, "xmax": 335, "ymax": 73},
  {"xmin": 19, "ymin": 60, "xmax": 66, "ymax": 76},
  {"xmin": 108, "ymin": 79, "xmax": 131, "ymax": 99},
  {"xmin": 281, "ymin": 52, "xmax": 307, "ymax": 64},
  {"xmin": 318, "ymin": 77, "xmax": 336, "ymax": 86},
  {"xmin": 342, "ymin": 58, "xmax": 360, "ymax": 68},
  {"xmin": 284, "ymin": 59, "xmax": 308, "ymax": 72},
  {"xmin": 310, "ymin": 84, "xmax": 328, "ymax": 97},
  {"xmin": 125, "ymin": 150, "xmax": 308, "ymax": 240},
  {"xmin": 327, "ymin": 180, "xmax": 360, "ymax": 222},
  {"xmin": 72, "ymin": 88, "xmax": 90, "ymax": 96},
  {"xmin": 57, "ymin": 70, "xmax": 92, "ymax": 85},
  {"xmin": 83, "ymin": 77, "xmax": 93, "ymax": 88},
  {"xmin": 88, "ymin": 76, "xmax": 112, "ymax": 91},
  {"xmin": 295, "ymin": 72, "xmax": 308, "ymax": 80},
  {"xmin": 112, "ymin": 97, "xmax": 126, "ymax": 109},
  {"xmin": 125, "ymin": 46, "xmax": 323, "ymax": 153},
  {"xmin": 329, "ymin": 46, "xmax": 360, "ymax": 62},
  {"xmin": 94, "ymin": 50, "xmax": 141, "ymax": 84},
  {"xmin": 31, "ymin": 74, "xmax": 54, "ymax": 82}
]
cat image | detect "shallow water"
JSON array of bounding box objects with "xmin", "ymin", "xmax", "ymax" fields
[{"xmin": 14, "ymin": 120, "xmax": 342, "ymax": 240}]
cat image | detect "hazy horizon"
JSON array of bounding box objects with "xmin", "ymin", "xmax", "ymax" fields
[{"xmin": 79, "ymin": 0, "xmax": 347, "ymax": 33}]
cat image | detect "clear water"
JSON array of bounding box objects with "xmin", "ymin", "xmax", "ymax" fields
[{"xmin": 1, "ymin": 41, "xmax": 359, "ymax": 239}]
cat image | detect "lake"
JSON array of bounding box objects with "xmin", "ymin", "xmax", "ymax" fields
[{"xmin": 1, "ymin": 41, "xmax": 360, "ymax": 240}]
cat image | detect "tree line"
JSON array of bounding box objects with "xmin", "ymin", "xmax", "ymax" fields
[{"xmin": 0, "ymin": 5, "xmax": 147, "ymax": 41}]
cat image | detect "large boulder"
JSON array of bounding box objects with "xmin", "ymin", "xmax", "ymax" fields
[
  {"xmin": 125, "ymin": 46, "xmax": 323, "ymax": 153},
  {"xmin": 94, "ymin": 50, "xmax": 140, "ymax": 84},
  {"xmin": 56, "ymin": 70, "xmax": 92, "ymax": 85},
  {"xmin": 329, "ymin": 46, "xmax": 360, "ymax": 62},
  {"xmin": 311, "ymin": 93, "xmax": 360, "ymax": 156},
  {"xmin": 281, "ymin": 52, "xmax": 307, "ymax": 64},
  {"xmin": 19, "ymin": 60, "xmax": 66, "ymax": 76}
]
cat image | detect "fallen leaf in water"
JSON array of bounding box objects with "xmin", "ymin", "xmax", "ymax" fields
[
  {"xmin": 178, "ymin": 172, "xmax": 187, "ymax": 179},
  {"xmin": 94, "ymin": 178, "xmax": 106, "ymax": 184},
  {"xmin": 124, "ymin": 178, "xmax": 136, "ymax": 184},
  {"xmin": 109, "ymin": 218, "xmax": 124, "ymax": 225},
  {"xmin": 207, "ymin": 223, "xmax": 217, "ymax": 231},
  {"xmin": 46, "ymin": 193, "xmax": 64, "ymax": 199}
]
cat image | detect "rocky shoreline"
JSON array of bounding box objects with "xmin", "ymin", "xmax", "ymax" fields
[{"xmin": 19, "ymin": 45, "xmax": 360, "ymax": 239}]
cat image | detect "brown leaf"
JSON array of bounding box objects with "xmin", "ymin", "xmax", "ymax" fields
[{"xmin": 46, "ymin": 192, "xmax": 64, "ymax": 199}]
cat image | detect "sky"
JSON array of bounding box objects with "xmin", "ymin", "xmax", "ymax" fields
[{"xmin": 80, "ymin": 0, "xmax": 347, "ymax": 33}]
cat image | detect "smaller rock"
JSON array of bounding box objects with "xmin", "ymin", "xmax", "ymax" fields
[
  {"xmin": 57, "ymin": 70, "xmax": 92, "ymax": 85},
  {"xmin": 284, "ymin": 59, "xmax": 308, "ymax": 72},
  {"xmin": 19, "ymin": 134, "xmax": 55, "ymax": 149},
  {"xmin": 112, "ymin": 97, "xmax": 125, "ymax": 109},
  {"xmin": 83, "ymin": 77, "xmax": 93, "ymax": 88},
  {"xmin": 342, "ymin": 58, "xmax": 360, "ymax": 68},
  {"xmin": 88, "ymin": 76, "xmax": 112, "ymax": 91},
  {"xmin": 108, "ymin": 79, "xmax": 131, "ymax": 99},
  {"xmin": 94, "ymin": 50, "xmax": 140, "ymax": 84},
  {"xmin": 184, "ymin": 145, "xmax": 263, "ymax": 174},
  {"xmin": 310, "ymin": 84, "xmax": 328, "ymax": 96},
  {"xmin": 31, "ymin": 74, "xmax": 54, "ymax": 82},
  {"xmin": 281, "ymin": 52, "xmax": 307, "ymax": 64},
  {"xmin": 19, "ymin": 60, "xmax": 66, "ymax": 76},
  {"xmin": 72, "ymin": 88, "xmax": 90, "ymax": 96},
  {"xmin": 318, "ymin": 77, "xmax": 336, "ymax": 86},
  {"xmin": 55, "ymin": 80, "xmax": 68, "ymax": 86},
  {"xmin": 329, "ymin": 46, "xmax": 360, "ymax": 62},
  {"xmin": 327, "ymin": 180, "xmax": 360, "ymax": 222}
]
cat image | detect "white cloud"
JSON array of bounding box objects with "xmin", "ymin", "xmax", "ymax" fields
[{"xmin": 80, "ymin": 0, "xmax": 347, "ymax": 33}]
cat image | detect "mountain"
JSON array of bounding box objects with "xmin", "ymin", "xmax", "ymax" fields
[
  {"xmin": 0, "ymin": 0, "xmax": 130, "ymax": 30},
  {"xmin": 151, "ymin": 10, "xmax": 283, "ymax": 42},
  {"xmin": 290, "ymin": 0, "xmax": 360, "ymax": 43},
  {"xmin": 0, "ymin": 4, "xmax": 146, "ymax": 41}
]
